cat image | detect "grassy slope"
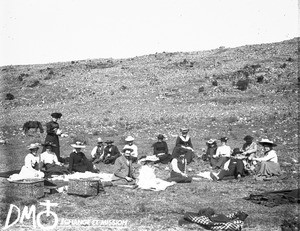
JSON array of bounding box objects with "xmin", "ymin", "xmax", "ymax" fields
[{"xmin": 0, "ymin": 38, "xmax": 299, "ymax": 230}]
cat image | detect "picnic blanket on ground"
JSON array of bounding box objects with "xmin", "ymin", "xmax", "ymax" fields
[
  {"xmin": 244, "ymin": 188, "xmax": 300, "ymax": 207},
  {"xmin": 179, "ymin": 208, "xmax": 248, "ymax": 231}
]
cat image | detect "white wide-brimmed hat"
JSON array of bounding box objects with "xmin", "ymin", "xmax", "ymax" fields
[
  {"xmin": 206, "ymin": 139, "xmax": 216, "ymax": 144},
  {"xmin": 258, "ymin": 138, "xmax": 277, "ymax": 147},
  {"xmin": 125, "ymin": 136, "xmax": 135, "ymax": 142},
  {"xmin": 97, "ymin": 137, "xmax": 103, "ymax": 143},
  {"xmin": 27, "ymin": 143, "xmax": 40, "ymax": 150},
  {"xmin": 71, "ymin": 141, "xmax": 86, "ymax": 149}
]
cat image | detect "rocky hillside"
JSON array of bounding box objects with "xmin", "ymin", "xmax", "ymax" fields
[{"xmin": 0, "ymin": 37, "xmax": 298, "ymax": 162}]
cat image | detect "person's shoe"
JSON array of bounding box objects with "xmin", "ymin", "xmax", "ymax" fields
[{"xmin": 236, "ymin": 174, "xmax": 241, "ymax": 181}]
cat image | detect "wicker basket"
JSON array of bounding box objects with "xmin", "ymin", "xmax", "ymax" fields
[
  {"xmin": 8, "ymin": 179, "xmax": 45, "ymax": 199},
  {"xmin": 67, "ymin": 178, "xmax": 104, "ymax": 196}
]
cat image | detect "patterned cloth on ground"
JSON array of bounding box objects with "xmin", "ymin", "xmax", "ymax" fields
[{"xmin": 181, "ymin": 209, "xmax": 248, "ymax": 231}]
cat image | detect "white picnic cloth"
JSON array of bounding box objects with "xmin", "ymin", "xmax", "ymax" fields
[{"xmin": 50, "ymin": 172, "xmax": 113, "ymax": 182}]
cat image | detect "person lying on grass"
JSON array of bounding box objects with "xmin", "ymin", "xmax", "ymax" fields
[
  {"xmin": 19, "ymin": 143, "xmax": 45, "ymax": 178},
  {"xmin": 210, "ymin": 148, "xmax": 247, "ymax": 181},
  {"xmin": 249, "ymin": 138, "xmax": 281, "ymax": 178},
  {"xmin": 167, "ymin": 148, "xmax": 192, "ymax": 183},
  {"xmin": 111, "ymin": 148, "xmax": 137, "ymax": 186},
  {"xmin": 211, "ymin": 137, "xmax": 231, "ymax": 169},
  {"xmin": 40, "ymin": 141, "xmax": 69, "ymax": 178},
  {"xmin": 172, "ymin": 128, "xmax": 195, "ymax": 164},
  {"xmin": 68, "ymin": 141, "xmax": 98, "ymax": 173},
  {"xmin": 152, "ymin": 134, "xmax": 172, "ymax": 164}
]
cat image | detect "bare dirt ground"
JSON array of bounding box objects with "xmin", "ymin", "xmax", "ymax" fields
[{"xmin": 0, "ymin": 37, "xmax": 299, "ymax": 230}]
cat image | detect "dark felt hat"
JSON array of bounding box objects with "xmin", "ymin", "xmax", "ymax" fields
[
  {"xmin": 220, "ymin": 137, "xmax": 228, "ymax": 142},
  {"xmin": 244, "ymin": 135, "xmax": 254, "ymax": 141},
  {"xmin": 157, "ymin": 134, "xmax": 165, "ymax": 139},
  {"xmin": 42, "ymin": 141, "xmax": 57, "ymax": 148},
  {"xmin": 51, "ymin": 112, "xmax": 62, "ymax": 119},
  {"xmin": 105, "ymin": 140, "xmax": 114, "ymax": 144},
  {"xmin": 232, "ymin": 148, "xmax": 243, "ymax": 156}
]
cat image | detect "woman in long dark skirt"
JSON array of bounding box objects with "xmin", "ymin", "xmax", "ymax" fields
[
  {"xmin": 167, "ymin": 149, "xmax": 192, "ymax": 183},
  {"xmin": 42, "ymin": 112, "xmax": 66, "ymax": 162}
]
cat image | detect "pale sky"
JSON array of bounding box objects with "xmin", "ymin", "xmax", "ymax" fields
[{"xmin": 0, "ymin": 0, "xmax": 298, "ymax": 66}]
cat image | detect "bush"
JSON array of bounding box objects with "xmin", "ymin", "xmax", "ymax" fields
[{"xmin": 236, "ymin": 79, "xmax": 249, "ymax": 91}]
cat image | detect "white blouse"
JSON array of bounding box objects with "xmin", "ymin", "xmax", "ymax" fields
[
  {"xmin": 123, "ymin": 144, "xmax": 138, "ymax": 157},
  {"xmin": 24, "ymin": 153, "xmax": 39, "ymax": 170},
  {"xmin": 257, "ymin": 150, "xmax": 278, "ymax": 163},
  {"xmin": 40, "ymin": 151, "xmax": 60, "ymax": 165},
  {"xmin": 215, "ymin": 145, "xmax": 231, "ymax": 158}
]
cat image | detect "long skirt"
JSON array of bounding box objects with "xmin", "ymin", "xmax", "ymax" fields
[
  {"xmin": 72, "ymin": 161, "xmax": 95, "ymax": 173},
  {"xmin": 211, "ymin": 157, "xmax": 229, "ymax": 169},
  {"xmin": 258, "ymin": 161, "xmax": 281, "ymax": 177},
  {"xmin": 156, "ymin": 154, "xmax": 172, "ymax": 164},
  {"xmin": 44, "ymin": 164, "xmax": 70, "ymax": 177},
  {"xmin": 167, "ymin": 171, "xmax": 192, "ymax": 183}
]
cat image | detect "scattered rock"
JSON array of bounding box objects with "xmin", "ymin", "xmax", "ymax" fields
[
  {"xmin": 120, "ymin": 85, "xmax": 127, "ymax": 91},
  {"xmin": 280, "ymin": 63, "xmax": 287, "ymax": 69},
  {"xmin": 212, "ymin": 80, "xmax": 218, "ymax": 86},
  {"xmin": 5, "ymin": 93, "xmax": 14, "ymax": 100},
  {"xmin": 27, "ymin": 80, "xmax": 40, "ymax": 88},
  {"xmin": 198, "ymin": 86, "xmax": 205, "ymax": 93},
  {"xmin": 257, "ymin": 76, "xmax": 264, "ymax": 83},
  {"xmin": 286, "ymin": 57, "xmax": 293, "ymax": 62}
]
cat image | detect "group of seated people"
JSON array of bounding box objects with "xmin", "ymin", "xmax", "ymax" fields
[
  {"xmin": 204, "ymin": 135, "xmax": 282, "ymax": 181},
  {"xmin": 18, "ymin": 128, "xmax": 281, "ymax": 185}
]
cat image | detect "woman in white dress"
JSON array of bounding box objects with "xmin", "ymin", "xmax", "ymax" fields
[{"xmin": 19, "ymin": 143, "xmax": 44, "ymax": 178}]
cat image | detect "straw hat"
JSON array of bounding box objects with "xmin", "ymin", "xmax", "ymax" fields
[
  {"xmin": 71, "ymin": 141, "xmax": 86, "ymax": 149},
  {"xmin": 97, "ymin": 137, "xmax": 103, "ymax": 143},
  {"xmin": 180, "ymin": 128, "xmax": 189, "ymax": 133},
  {"xmin": 258, "ymin": 138, "xmax": 277, "ymax": 147},
  {"xmin": 27, "ymin": 143, "xmax": 40, "ymax": 150},
  {"xmin": 125, "ymin": 136, "xmax": 135, "ymax": 142},
  {"xmin": 206, "ymin": 139, "xmax": 216, "ymax": 144}
]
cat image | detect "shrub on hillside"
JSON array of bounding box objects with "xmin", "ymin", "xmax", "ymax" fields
[{"xmin": 236, "ymin": 79, "xmax": 249, "ymax": 91}]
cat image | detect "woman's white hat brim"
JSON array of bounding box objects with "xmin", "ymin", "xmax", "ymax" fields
[
  {"xmin": 125, "ymin": 136, "xmax": 135, "ymax": 142},
  {"xmin": 258, "ymin": 138, "xmax": 277, "ymax": 146},
  {"xmin": 71, "ymin": 144, "xmax": 86, "ymax": 148}
]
